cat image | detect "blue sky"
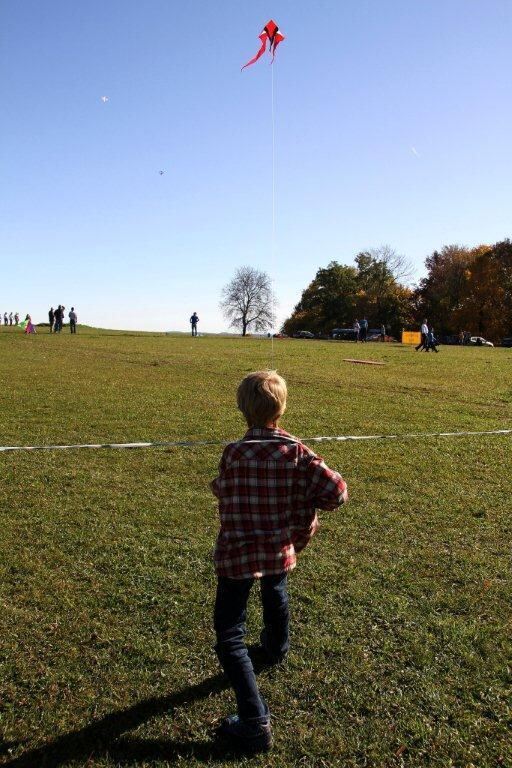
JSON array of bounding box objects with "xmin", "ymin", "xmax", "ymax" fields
[{"xmin": 1, "ymin": 0, "xmax": 511, "ymax": 331}]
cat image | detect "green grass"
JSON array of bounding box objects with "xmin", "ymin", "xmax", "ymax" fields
[{"xmin": 0, "ymin": 327, "xmax": 511, "ymax": 767}]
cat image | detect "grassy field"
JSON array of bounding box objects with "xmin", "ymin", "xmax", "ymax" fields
[{"xmin": 0, "ymin": 327, "xmax": 511, "ymax": 768}]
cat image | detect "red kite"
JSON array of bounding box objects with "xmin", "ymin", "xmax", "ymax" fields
[{"xmin": 241, "ymin": 20, "xmax": 285, "ymax": 70}]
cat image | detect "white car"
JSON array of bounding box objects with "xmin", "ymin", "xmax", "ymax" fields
[{"xmin": 469, "ymin": 336, "xmax": 494, "ymax": 347}]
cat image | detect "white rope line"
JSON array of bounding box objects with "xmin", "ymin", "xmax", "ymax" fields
[{"xmin": 0, "ymin": 429, "xmax": 511, "ymax": 453}]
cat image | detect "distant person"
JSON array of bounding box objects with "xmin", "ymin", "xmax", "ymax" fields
[
  {"xmin": 53, "ymin": 305, "xmax": 63, "ymax": 333},
  {"xmin": 14, "ymin": 312, "xmax": 19, "ymax": 326},
  {"xmin": 380, "ymin": 324, "xmax": 386, "ymax": 342},
  {"xmin": 9, "ymin": 312, "xmax": 13, "ymax": 326},
  {"xmin": 211, "ymin": 371, "xmax": 347, "ymax": 753},
  {"xmin": 415, "ymin": 319, "xmax": 428, "ymax": 351},
  {"xmin": 3, "ymin": 312, "xmax": 7, "ymax": 326},
  {"xmin": 190, "ymin": 312, "xmax": 199, "ymax": 337},
  {"xmin": 69, "ymin": 307, "xmax": 77, "ymax": 334},
  {"xmin": 360, "ymin": 317, "xmax": 368, "ymax": 343},
  {"xmin": 24, "ymin": 314, "xmax": 36, "ymax": 334},
  {"xmin": 48, "ymin": 307, "xmax": 55, "ymax": 333},
  {"xmin": 426, "ymin": 326, "xmax": 439, "ymax": 353},
  {"xmin": 353, "ymin": 319, "xmax": 360, "ymax": 342}
]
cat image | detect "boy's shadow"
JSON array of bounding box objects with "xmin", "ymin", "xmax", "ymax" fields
[{"xmin": 3, "ymin": 673, "xmax": 244, "ymax": 767}]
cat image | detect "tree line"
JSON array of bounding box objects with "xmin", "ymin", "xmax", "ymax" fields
[
  {"xmin": 283, "ymin": 239, "xmax": 512, "ymax": 342},
  {"xmin": 414, "ymin": 240, "xmax": 512, "ymax": 341},
  {"xmin": 220, "ymin": 238, "xmax": 511, "ymax": 342}
]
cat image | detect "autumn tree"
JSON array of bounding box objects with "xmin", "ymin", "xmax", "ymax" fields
[
  {"xmin": 413, "ymin": 244, "xmax": 498, "ymax": 332},
  {"xmin": 353, "ymin": 251, "xmax": 414, "ymax": 335},
  {"xmin": 452, "ymin": 240, "xmax": 512, "ymax": 341},
  {"xmin": 282, "ymin": 248, "xmax": 413, "ymax": 337},
  {"xmin": 414, "ymin": 241, "xmax": 512, "ymax": 340},
  {"xmin": 282, "ymin": 262, "xmax": 358, "ymax": 336},
  {"xmin": 220, "ymin": 266, "xmax": 274, "ymax": 336}
]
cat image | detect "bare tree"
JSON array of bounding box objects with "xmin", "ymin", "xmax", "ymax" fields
[
  {"xmin": 220, "ymin": 266, "xmax": 274, "ymax": 336},
  {"xmin": 368, "ymin": 245, "xmax": 415, "ymax": 283}
]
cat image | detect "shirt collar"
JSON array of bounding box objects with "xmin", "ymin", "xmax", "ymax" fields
[{"xmin": 243, "ymin": 426, "xmax": 293, "ymax": 440}]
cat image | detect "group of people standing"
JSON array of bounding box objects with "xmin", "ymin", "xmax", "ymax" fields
[
  {"xmin": 2, "ymin": 312, "xmax": 34, "ymax": 333},
  {"xmin": 353, "ymin": 317, "xmax": 369, "ymax": 342},
  {"xmin": 49, "ymin": 306, "xmax": 78, "ymax": 334},
  {"xmin": 2, "ymin": 312, "xmax": 19, "ymax": 326},
  {"xmin": 353, "ymin": 318, "xmax": 387, "ymax": 343},
  {"xmin": 416, "ymin": 319, "xmax": 439, "ymax": 352}
]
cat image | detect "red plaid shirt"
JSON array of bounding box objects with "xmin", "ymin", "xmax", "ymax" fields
[{"xmin": 211, "ymin": 427, "xmax": 348, "ymax": 579}]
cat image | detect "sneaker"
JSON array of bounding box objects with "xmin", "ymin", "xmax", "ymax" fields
[{"xmin": 217, "ymin": 714, "xmax": 272, "ymax": 753}]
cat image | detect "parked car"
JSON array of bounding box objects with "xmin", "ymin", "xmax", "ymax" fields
[
  {"xmin": 330, "ymin": 327, "xmax": 358, "ymax": 341},
  {"xmin": 439, "ymin": 334, "xmax": 460, "ymax": 345},
  {"xmin": 469, "ymin": 336, "xmax": 494, "ymax": 347},
  {"xmin": 293, "ymin": 330, "xmax": 315, "ymax": 339},
  {"xmin": 501, "ymin": 337, "xmax": 512, "ymax": 347},
  {"xmin": 366, "ymin": 328, "xmax": 397, "ymax": 342}
]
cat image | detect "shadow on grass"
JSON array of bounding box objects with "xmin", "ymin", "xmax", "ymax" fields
[{"xmin": 3, "ymin": 673, "xmax": 241, "ymax": 767}]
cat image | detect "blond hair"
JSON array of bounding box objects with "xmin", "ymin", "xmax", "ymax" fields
[{"xmin": 237, "ymin": 370, "xmax": 287, "ymax": 427}]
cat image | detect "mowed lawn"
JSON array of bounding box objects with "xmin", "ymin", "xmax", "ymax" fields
[{"xmin": 0, "ymin": 327, "xmax": 511, "ymax": 768}]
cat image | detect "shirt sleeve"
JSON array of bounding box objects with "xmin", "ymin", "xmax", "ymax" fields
[
  {"xmin": 210, "ymin": 449, "xmax": 228, "ymax": 498},
  {"xmin": 303, "ymin": 453, "xmax": 348, "ymax": 510},
  {"xmin": 290, "ymin": 512, "xmax": 319, "ymax": 553}
]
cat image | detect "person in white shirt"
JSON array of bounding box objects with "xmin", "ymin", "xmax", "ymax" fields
[{"xmin": 416, "ymin": 319, "xmax": 428, "ymax": 351}]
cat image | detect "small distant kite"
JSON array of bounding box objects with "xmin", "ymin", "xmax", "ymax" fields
[
  {"xmin": 242, "ymin": 19, "xmax": 285, "ymax": 70},
  {"xmin": 100, "ymin": 96, "xmax": 109, "ymax": 103},
  {"xmin": 159, "ymin": 170, "xmax": 165, "ymax": 175},
  {"xmin": 411, "ymin": 146, "xmax": 420, "ymax": 158}
]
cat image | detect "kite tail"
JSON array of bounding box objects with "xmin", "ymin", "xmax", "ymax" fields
[
  {"xmin": 241, "ymin": 37, "xmax": 267, "ymax": 70},
  {"xmin": 270, "ymin": 38, "xmax": 283, "ymax": 63}
]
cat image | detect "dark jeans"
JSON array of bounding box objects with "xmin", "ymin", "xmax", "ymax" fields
[
  {"xmin": 214, "ymin": 572, "xmax": 289, "ymax": 722},
  {"xmin": 70, "ymin": 321, "xmax": 76, "ymax": 334},
  {"xmin": 191, "ymin": 324, "xmax": 197, "ymax": 336},
  {"xmin": 416, "ymin": 333, "xmax": 427, "ymax": 350}
]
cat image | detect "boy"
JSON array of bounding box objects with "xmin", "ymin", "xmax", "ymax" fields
[
  {"xmin": 426, "ymin": 326, "xmax": 439, "ymax": 352},
  {"xmin": 211, "ymin": 370, "xmax": 348, "ymax": 753}
]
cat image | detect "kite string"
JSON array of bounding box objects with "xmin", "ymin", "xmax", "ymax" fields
[{"xmin": 270, "ymin": 60, "xmax": 276, "ymax": 370}]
